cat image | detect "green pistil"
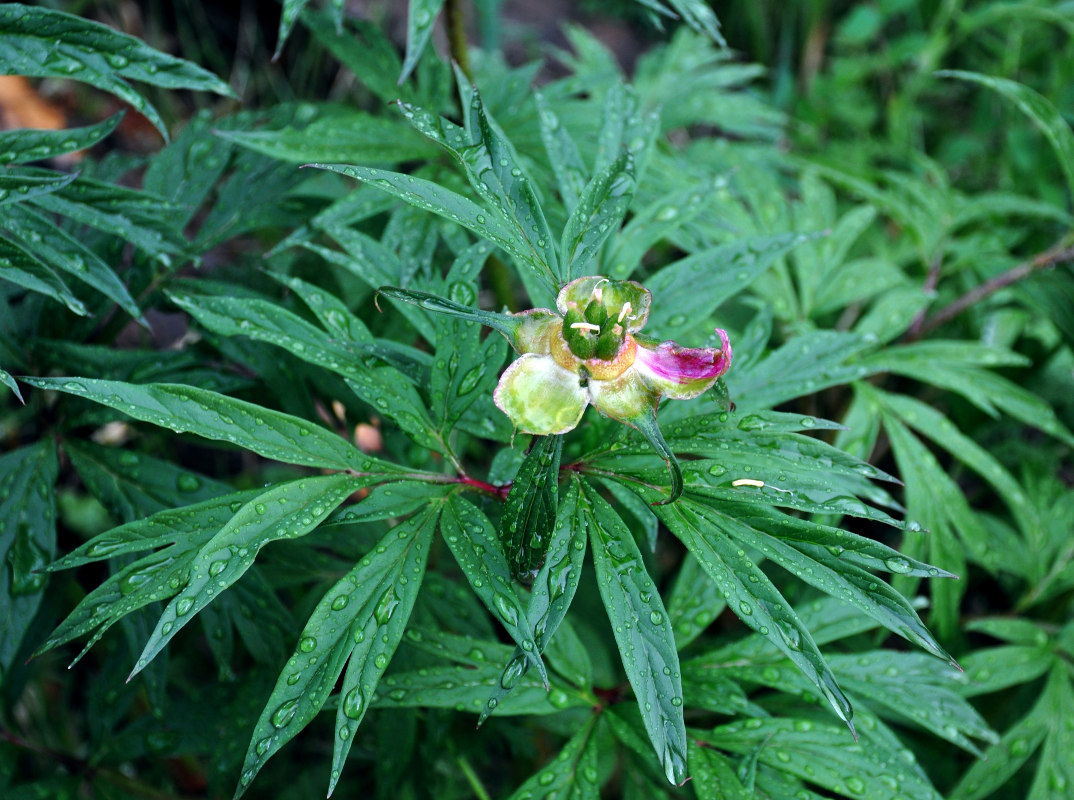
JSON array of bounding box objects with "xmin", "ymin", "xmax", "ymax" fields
[{"xmin": 563, "ymin": 300, "xmax": 625, "ymax": 361}]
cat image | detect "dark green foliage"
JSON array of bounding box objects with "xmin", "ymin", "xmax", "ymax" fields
[{"xmin": 2, "ymin": 2, "xmax": 1072, "ymax": 800}]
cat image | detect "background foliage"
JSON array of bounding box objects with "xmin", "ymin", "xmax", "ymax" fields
[{"xmin": 2, "ymin": 1, "xmax": 1073, "ymax": 799}]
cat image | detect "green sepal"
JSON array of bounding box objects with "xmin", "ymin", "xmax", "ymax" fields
[
  {"xmin": 628, "ymin": 411, "xmax": 683, "ymax": 505},
  {"xmin": 377, "ymin": 285, "xmax": 520, "ymax": 339}
]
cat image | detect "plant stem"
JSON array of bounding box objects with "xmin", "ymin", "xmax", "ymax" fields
[
  {"xmin": 446, "ymin": 0, "xmax": 471, "ymax": 80},
  {"xmin": 909, "ymin": 238, "xmax": 1074, "ymax": 340},
  {"xmin": 457, "ymin": 756, "xmax": 492, "ymax": 800}
]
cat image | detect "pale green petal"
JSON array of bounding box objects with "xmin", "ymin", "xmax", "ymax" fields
[
  {"xmin": 493, "ymin": 354, "xmax": 588, "ymax": 434},
  {"xmin": 509, "ymin": 309, "xmax": 559, "ymax": 355},
  {"xmin": 587, "ymin": 366, "xmax": 659, "ymax": 424}
]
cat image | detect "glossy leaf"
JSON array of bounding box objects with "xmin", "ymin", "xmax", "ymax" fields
[
  {"xmin": 560, "ymin": 150, "xmax": 636, "ymax": 280},
  {"xmin": 654, "ymin": 495, "xmax": 855, "ymax": 732},
  {"xmin": 700, "ymin": 717, "xmax": 941, "ymax": 800},
  {"xmin": 0, "ymin": 112, "xmax": 122, "ymax": 165},
  {"xmin": 0, "ymin": 3, "xmax": 233, "ymax": 138},
  {"xmin": 0, "ymin": 234, "xmax": 86, "ymax": 315},
  {"xmin": 235, "ymin": 505, "xmax": 438, "ymax": 797},
  {"xmin": 23, "ymin": 377, "xmax": 389, "ymax": 473},
  {"xmin": 581, "ymin": 482, "xmax": 687, "ymax": 786},
  {"xmin": 441, "ymin": 495, "xmax": 548, "ymax": 685},
  {"xmin": 501, "ymin": 435, "xmax": 562, "ymax": 581},
  {"xmin": 132, "ymin": 474, "xmax": 364, "ymax": 678},
  {"xmin": 506, "ymin": 716, "xmax": 601, "ymax": 800},
  {"xmin": 400, "ymin": 0, "xmax": 446, "ymax": 82}
]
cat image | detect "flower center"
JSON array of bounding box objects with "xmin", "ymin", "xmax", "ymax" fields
[{"xmin": 561, "ymin": 297, "xmax": 626, "ymax": 361}]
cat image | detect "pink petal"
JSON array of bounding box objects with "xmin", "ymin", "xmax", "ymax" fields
[{"xmin": 633, "ymin": 329, "xmax": 731, "ymax": 400}]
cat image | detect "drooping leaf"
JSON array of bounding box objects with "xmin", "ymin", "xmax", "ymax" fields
[
  {"xmin": 0, "ymin": 3, "xmax": 233, "ymax": 138},
  {"xmin": 938, "ymin": 70, "xmax": 1074, "ymax": 205},
  {"xmin": 24, "ymin": 377, "xmax": 392, "ymax": 473},
  {"xmin": 0, "ymin": 234, "xmax": 87, "ymax": 315}
]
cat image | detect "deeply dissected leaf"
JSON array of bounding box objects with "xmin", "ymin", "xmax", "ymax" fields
[
  {"xmin": 581, "ymin": 482, "xmax": 687, "ymax": 786},
  {"xmin": 4, "ymin": 205, "xmax": 142, "ymax": 321},
  {"xmin": 644, "ymin": 233, "xmax": 815, "ymax": 339},
  {"xmin": 0, "ymin": 3, "xmax": 233, "ymax": 138},
  {"xmin": 65, "ymin": 439, "xmax": 230, "ymax": 522},
  {"xmin": 131, "ymin": 474, "xmax": 364, "ymax": 678},
  {"xmin": 0, "ymin": 233, "xmax": 87, "ymax": 315},
  {"xmin": 653, "ymin": 494, "xmax": 855, "ymax": 732},
  {"xmin": 700, "ymin": 717, "xmax": 942, "ymax": 799},
  {"xmin": 236, "ymin": 504, "xmax": 439, "ymax": 797}
]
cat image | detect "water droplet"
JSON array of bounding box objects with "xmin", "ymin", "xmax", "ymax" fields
[{"xmin": 271, "ymin": 699, "xmax": 299, "ymax": 728}]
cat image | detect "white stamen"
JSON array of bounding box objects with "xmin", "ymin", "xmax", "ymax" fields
[
  {"xmin": 617, "ymin": 302, "xmax": 633, "ymax": 323},
  {"xmin": 570, "ymin": 322, "xmax": 601, "ymax": 333},
  {"xmin": 591, "ymin": 278, "xmax": 609, "ymax": 304},
  {"xmin": 732, "ymin": 479, "xmax": 765, "ymax": 488}
]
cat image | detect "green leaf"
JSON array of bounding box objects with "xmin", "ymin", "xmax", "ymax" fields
[
  {"xmin": 30, "ymin": 177, "xmax": 187, "ymax": 259},
  {"xmin": 479, "ymin": 478, "xmax": 589, "ymax": 720},
  {"xmin": 502, "ymin": 435, "xmax": 562, "ymax": 581},
  {"xmin": 506, "ymin": 716, "xmax": 601, "ymax": 800},
  {"xmin": 581, "ymin": 481, "xmax": 687, "ymax": 786},
  {"xmin": 534, "ymin": 90, "xmax": 588, "ymax": 213},
  {"xmin": 132, "ymin": 474, "xmax": 362, "ymax": 679},
  {"xmin": 1, "ymin": 366, "xmax": 22, "ymax": 402},
  {"xmin": 828, "ymin": 652, "xmax": 996, "ymax": 755},
  {"xmin": 313, "ymin": 163, "xmax": 557, "ymax": 299},
  {"xmin": 46, "ymin": 489, "xmax": 264, "ymax": 571},
  {"xmin": 560, "ymin": 150, "xmax": 636, "ymax": 280},
  {"xmin": 666, "ymin": 0, "xmax": 726, "ymax": 46},
  {"xmin": 217, "ymin": 109, "xmax": 437, "ymax": 165},
  {"xmin": 0, "ymin": 3, "xmax": 233, "ymax": 138},
  {"xmin": 950, "ymin": 663, "xmax": 1072, "ymax": 800},
  {"xmin": 701, "ymin": 717, "xmax": 941, "ymax": 800},
  {"xmin": 687, "ymin": 740, "xmax": 753, "ymax": 800},
  {"xmin": 643, "ymin": 233, "xmax": 816, "ymax": 339},
  {"xmin": 0, "ymin": 167, "xmax": 79, "ymax": 205},
  {"xmin": 654, "ymin": 496, "xmax": 855, "ymax": 732},
  {"xmin": 236, "ymin": 504, "xmax": 438, "ymax": 798},
  {"xmin": 400, "ymin": 0, "xmax": 446, "ymax": 82},
  {"xmin": 24, "ymin": 377, "xmax": 389, "ymax": 473},
  {"xmin": 938, "ymin": 70, "xmax": 1074, "ymax": 206},
  {"xmin": 0, "ymin": 112, "xmax": 122, "ymax": 165},
  {"xmin": 666, "ymin": 552, "xmax": 726, "ymax": 649},
  {"xmin": 729, "ymin": 330, "xmax": 876, "ymax": 411},
  {"xmin": 4, "ymin": 205, "xmax": 142, "ymax": 321},
  {"xmin": 65, "ymin": 440, "xmax": 230, "ymax": 522},
  {"xmin": 0, "ymin": 233, "xmax": 87, "ymax": 315},
  {"xmin": 370, "ymin": 663, "xmax": 584, "ymax": 717},
  {"xmin": 441, "ymin": 495, "xmax": 549, "ymax": 686},
  {"xmin": 0, "ymin": 442, "xmax": 58, "ymax": 672}
]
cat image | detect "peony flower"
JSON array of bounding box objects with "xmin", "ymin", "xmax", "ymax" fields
[
  {"xmin": 492, "ymin": 276, "xmax": 732, "ymax": 436},
  {"xmin": 377, "ymin": 276, "xmax": 732, "ymax": 503}
]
